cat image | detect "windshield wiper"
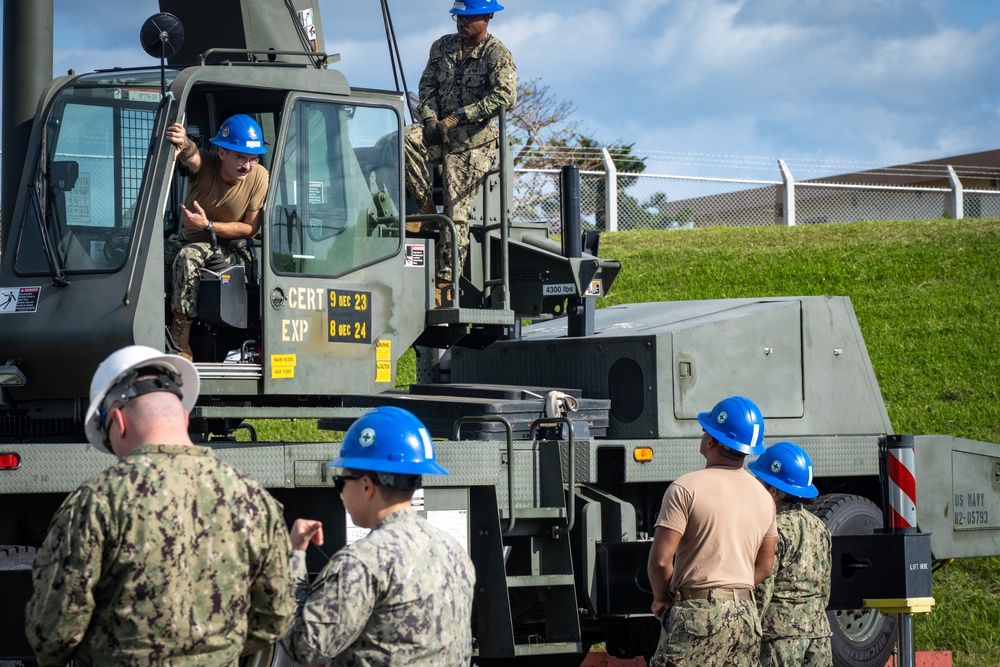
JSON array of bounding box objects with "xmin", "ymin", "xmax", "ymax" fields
[{"xmin": 28, "ymin": 175, "xmax": 69, "ymax": 287}]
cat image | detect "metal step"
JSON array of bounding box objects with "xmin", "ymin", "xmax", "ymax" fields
[
  {"xmin": 506, "ymin": 574, "xmax": 575, "ymax": 588},
  {"xmin": 513, "ymin": 642, "xmax": 586, "ymax": 657},
  {"xmin": 501, "ymin": 508, "xmax": 566, "ymax": 521},
  {"xmin": 194, "ymin": 361, "xmax": 262, "ymax": 381}
]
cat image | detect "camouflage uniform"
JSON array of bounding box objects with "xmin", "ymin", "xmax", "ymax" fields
[
  {"xmin": 282, "ymin": 507, "xmax": 476, "ymax": 665},
  {"xmin": 654, "ymin": 595, "xmax": 763, "ymax": 667},
  {"xmin": 754, "ymin": 504, "xmax": 833, "ymax": 667},
  {"xmin": 167, "ymin": 150, "xmax": 268, "ymax": 318},
  {"xmin": 404, "ymin": 32, "xmax": 517, "ymax": 283},
  {"xmin": 25, "ymin": 444, "xmax": 294, "ymax": 666}
]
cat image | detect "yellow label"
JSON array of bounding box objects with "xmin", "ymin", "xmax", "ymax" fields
[
  {"xmin": 271, "ymin": 354, "xmax": 297, "ymax": 367},
  {"xmin": 376, "ymin": 339, "xmax": 392, "ymax": 361},
  {"xmin": 272, "ymin": 365, "xmax": 295, "ymax": 379},
  {"xmin": 376, "ymin": 361, "xmax": 392, "ymax": 383}
]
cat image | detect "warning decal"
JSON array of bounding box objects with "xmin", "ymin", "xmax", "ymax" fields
[{"xmin": 0, "ymin": 287, "xmax": 41, "ymax": 314}]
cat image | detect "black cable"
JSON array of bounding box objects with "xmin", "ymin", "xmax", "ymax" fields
[
  {"xmin": 380, "ymin": 0, "xmax": 415, "ymax": 123},
  {"xmin": 380, "ymin": 0, "xmax": 401, "ymax": 92},
  {"xmin": 385, "ymin": 3, "xmax": 411, "ymax": 101}
]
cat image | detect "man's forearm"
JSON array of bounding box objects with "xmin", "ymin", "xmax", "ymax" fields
[
  {"xmin": 207, "ymin": 220, "xmax": 256, "ymax": 241},
  {"xmin": 652, "ymin": 560, "xmax": 674, "ymax": 596}
]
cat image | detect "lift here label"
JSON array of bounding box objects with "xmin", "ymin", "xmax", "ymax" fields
[{"xmin": 328, "ymin": 289, "xmax": 372, "ymax": 344}]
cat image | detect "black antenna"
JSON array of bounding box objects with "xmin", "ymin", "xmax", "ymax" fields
[{"xmin": 140, "ymin": 13, "xmax": 185, "ymax": 96}]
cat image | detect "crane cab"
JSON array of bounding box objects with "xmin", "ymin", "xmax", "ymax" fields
[{"xmin": 0, "ymin": 58, "xmax": 427, "ymax": 409}]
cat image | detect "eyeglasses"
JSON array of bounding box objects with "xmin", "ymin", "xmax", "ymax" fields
[
  {"xmin": 230, "ymin": 152, "xmax": 260, "ymax": 166},
  {"xmin": 333, "ymin": 473, "xmax": 364, "ymax": 493},
  {"xmin": 453, "ymin": 14, "xmax": 487, "ymax": 23}
]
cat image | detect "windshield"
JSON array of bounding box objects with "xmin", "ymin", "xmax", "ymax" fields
[
  {"xmin": 270, "ymin": 100, "xmax": 401, "ymax": 278},
  {"xmin": 14, "ymin": 69, "xmax": 176, "ymax": 275}
]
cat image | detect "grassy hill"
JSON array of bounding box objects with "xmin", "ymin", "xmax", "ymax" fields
[{"xmin": 598, "ymin": 218, "xmax": 1000, "ymax": 667}]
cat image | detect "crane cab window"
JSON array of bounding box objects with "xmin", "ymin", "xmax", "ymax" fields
[
  {"xmin": 269, "ymin": 100, "xmax": 400, "ymax": 278},
  {"xmin": 15, "ymin": 70, "xmax": 164, "ymax": 275}
]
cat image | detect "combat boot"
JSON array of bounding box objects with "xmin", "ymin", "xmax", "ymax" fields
[
  {"xmin": 435, "ymin": 280, "xmax": 453, "ymax": 308},
  {"xmin": 406, "ymin": 199, "xmax": 437, "ymax": 233},
  {"xmin": 169, "ymin": 312, "xmax": 194, "ymax": 361}
]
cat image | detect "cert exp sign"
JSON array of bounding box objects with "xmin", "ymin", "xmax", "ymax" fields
[{"xmin": 327, "ymin": 289, "xmax": 371, "ymax": 344}]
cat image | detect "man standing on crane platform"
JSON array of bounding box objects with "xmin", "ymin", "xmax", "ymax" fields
[{"xmin": 404, "ymin": 0, "xmax": 517, "ymax": 308}]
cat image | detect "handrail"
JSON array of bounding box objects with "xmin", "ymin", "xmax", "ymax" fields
[
  {"xmin": 529, "ymin": 416, "xmax": 577, "ymax": 537},
  {"xmin": 404, "ymin": 212, "xmax": 458, "ymax": 297},
  {"xmin": 124, "ymin": 91, "xmax": 175, "ymax": 305},
  {"xmin": 498, "ymin": 107, "xmax": 511, "ymax": 311},
  {"xmin": 198, "ymin": 48, "xmax": 338, "ymax": 68},
  {"xmin": 477, "ymin": 106, "xmax": 510, "ymax": 310},
  {"xmin": 454, "ymin": 415, "xmax": 516, "ymax": 534}
]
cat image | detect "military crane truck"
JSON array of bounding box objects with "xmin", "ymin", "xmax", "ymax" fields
[{"xmin": 3, "ymin": 1, "xmax": 1000, "ymax": 666}]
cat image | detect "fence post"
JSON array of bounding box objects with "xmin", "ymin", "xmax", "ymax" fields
[
  {"xmin": 601, "ymin": 148, "xmax": 618, "ymax": 232},
  {"xmin": 946, "ymin": 165, "xmax": 964, "ymax": 219},
  {"xmin": 778, "ymin": 159, "xmax": 796, "ymax": 227}
]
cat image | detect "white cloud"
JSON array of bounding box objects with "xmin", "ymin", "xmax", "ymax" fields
[{"xmin": 3, "ymin": 0, "xmax": 999, "ymax": 176}]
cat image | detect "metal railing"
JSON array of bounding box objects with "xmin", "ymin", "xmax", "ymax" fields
[{"xmin": 513, "ymin": 161, "xmax": 1000, "ymax": 232}]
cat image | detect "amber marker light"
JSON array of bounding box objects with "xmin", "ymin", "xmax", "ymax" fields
[{"xmin": 633, "ymin": 447, "xmax": 653, "ymax": 463}]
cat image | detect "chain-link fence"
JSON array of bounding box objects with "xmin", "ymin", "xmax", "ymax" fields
[
  {"xmin": 512, "ymin": 169, "xmax": 780, "ymax": 232},
  {"xmin": 515, "ymin": 162, "xmax": 1000, "ymax": 232}
]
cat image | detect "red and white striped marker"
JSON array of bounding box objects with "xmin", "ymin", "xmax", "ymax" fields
[{"xmin": 886, "ymin": 444, "xmax": 917, "ymax": 530}]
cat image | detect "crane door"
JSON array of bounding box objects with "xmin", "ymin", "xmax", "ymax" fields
[{"xmin": 262, "ymin": 95, "xmax": 409, "ymax": 395}]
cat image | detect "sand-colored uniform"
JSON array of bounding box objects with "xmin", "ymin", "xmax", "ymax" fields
[
  {"xmin": 168, "ymin": 150, "xmax": 268, "ymax": 317},
  {"xmin": 651, "ymin": 466, "xmax": 778, "ymax": 667}
]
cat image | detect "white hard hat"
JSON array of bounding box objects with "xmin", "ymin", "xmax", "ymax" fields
[{"xmin": 84, "ymin": 345, "xmax": 199, "ymax": 453}]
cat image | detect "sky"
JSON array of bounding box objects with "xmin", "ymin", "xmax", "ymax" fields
[{"xmin": 4, "ymin": 0, "xmax": 1000, "ymax": 180}]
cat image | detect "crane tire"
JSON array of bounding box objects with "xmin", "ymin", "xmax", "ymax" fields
[
  {"xmin": 808, "ymin": 493, "xmax": 897, "ymax": 667},
  {"xmin": 0, "ymin": 546, "xmax": 39, "ymax": 666}
]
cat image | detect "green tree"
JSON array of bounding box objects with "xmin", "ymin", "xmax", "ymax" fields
[{"xmin": 508, "ymin": 78, "xmax": 647, "ymax": 228}]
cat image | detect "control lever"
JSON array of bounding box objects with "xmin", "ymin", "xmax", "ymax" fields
[{"xmin": 202, "ymin": 221, "xmax": 231, "ymax": 273}]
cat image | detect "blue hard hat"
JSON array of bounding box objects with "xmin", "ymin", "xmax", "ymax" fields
[
  {"xmin": 749, "ymin": 441, "xmax": 819, "ymax": 499},
  {"xmin": 450, "ymin": 0, "xmax": 504, "ymax": 15},
  {"xmin": 329, "ymin": 406, "xmax": 450, "ymax": 476},
  {"xmin": 209, "ymin": 114, "xmax": 267, "ymax": 155},
  {"xmin": 697, "ymin": 395, "xmax": 765, "ymax": 456}
]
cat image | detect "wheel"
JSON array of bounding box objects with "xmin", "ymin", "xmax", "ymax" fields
[
  {"xmin": 238, "ymin": 643, "xmax": 297, "ymax": 667},
  {"xmin": 0, "ymin": 546, "xmax": 39, "ymax": 666},
  {"xmin": 808, "ymin": 494, "xmax": 897, "ymax": 667},
  {"xmin": 0, "ymin": 544, "xmax": 37, "ymax": 570}
]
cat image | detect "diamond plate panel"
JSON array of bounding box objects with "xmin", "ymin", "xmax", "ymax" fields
[
  {"xmin": 0, "ymin": 439, "xmax": 502, "ymax": 494},
  {"xmin": 0, "ymin": 443, "xmax": 116, "ymax": 494}
]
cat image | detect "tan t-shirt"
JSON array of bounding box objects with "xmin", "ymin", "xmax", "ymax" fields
[
  {"xmin": 181, "ymin": 150, "xmax": 269, "ymax": 243},
  {"xmin": 655, "ymin": 465, "xmax": 777, "ymax": 590}
]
